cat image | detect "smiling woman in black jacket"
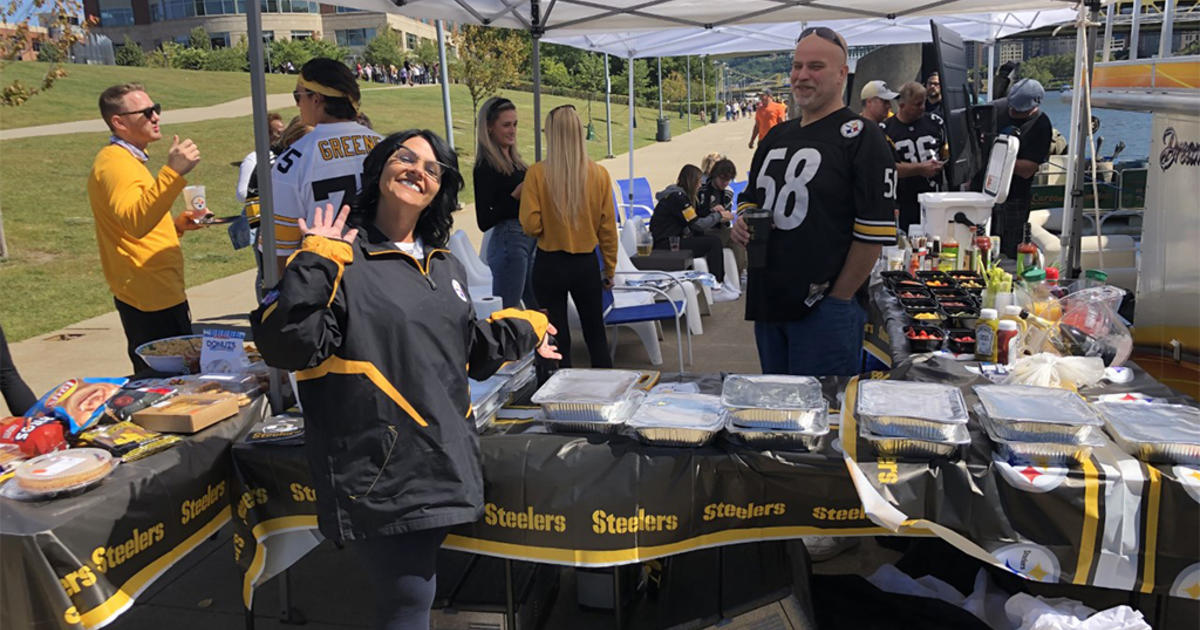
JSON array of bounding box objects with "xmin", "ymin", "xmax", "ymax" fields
[{"xmin": 252, "ymin": 130, "xmax": 559, "ymax": 630}]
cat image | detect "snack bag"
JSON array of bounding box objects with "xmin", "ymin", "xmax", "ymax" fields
[
  {"xmin": 106, "ymin": 387, "xmax": 178, "ymax": 422},
  {"xmin": 78, "ymin": 422, "xmax": 182, "ymax": 462},
  {"xmin": 0, "ymin": 416, "xmax": 68, "ymax": 456},
  {"xmin": 27, "ymin": 378, "xmax": 128, "ymax": 433}
]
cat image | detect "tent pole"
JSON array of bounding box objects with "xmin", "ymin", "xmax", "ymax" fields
[
  {"xmin": 686, "ymin": 55, "xmax": 691, "ymax": 131},
  {"xmin": 628, "ymin": 53, "xmax": 635, "ymax": 203},
  {"xmin": 985, "ymin": 40, "xmax": 995, "ymax": 101},
  {"xmin": 245, "ymin": 0, "xmax": 280, "ymax": 411},
  {"xmin": 701, "ymin": 56, "xmax": 706, "ymax": 122},
  {"xmin": 436, "ymin": 20, "xmax": 453, "ymax": 150},
  {"xmin": 533, "ymin": 36, "xmax": 542, "ymax": 160},
  {"xmin": 604, "ymin": 53, "xmax": 613, "ymax": 158},
  {"xmin": 657, "ymin": 56, "xmax": 663, "ymax": 120},
  {"xmin": 1061, "ymin": 1, "xmax": 1099, "ymax": 278}
]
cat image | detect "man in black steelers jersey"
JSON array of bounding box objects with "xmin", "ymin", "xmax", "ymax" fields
[
  {"xmin": 883, "ymin": 81, "xmax": 946, "ymax": 233},
  {"xmin": 732, "ymin": 26, "xmax": 898, "ymax": 378}
]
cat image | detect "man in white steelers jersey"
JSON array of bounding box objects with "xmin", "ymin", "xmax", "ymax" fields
[
  {"xmin": 732, "ymin": 25, "xmax": 898, "ymax": 378},
  {"xmin": 883, "ymin": 81, "xmax": 947, "ymax": 234},
  {"xmin": 272, "ymin": 57, "xmax": 381, "ymax": 277}
]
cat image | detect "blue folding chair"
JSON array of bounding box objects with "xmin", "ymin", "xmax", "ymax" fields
[
  {"xmin": 615, "ymin": 177, "xmax": 654, "ymax": 222},
  {"xmin": 729, "ymin": 180, "xmax": 748, "ymax": 209}
]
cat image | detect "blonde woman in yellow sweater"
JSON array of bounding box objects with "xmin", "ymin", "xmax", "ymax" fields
[{"xmin": 519, "ymin": 105, "xmax": 618, "ymax": 368}]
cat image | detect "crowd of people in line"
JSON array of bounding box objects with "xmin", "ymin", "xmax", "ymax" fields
[
  {"xmin": 355, "ymin": 60, "xmax": 440, "ymax": 86},
  {"xmin": 74, "ymin": 24, "xmax": 1054, "ymax": 628}
]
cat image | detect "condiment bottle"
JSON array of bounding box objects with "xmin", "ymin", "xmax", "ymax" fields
[
  {"xmin": 996, "ymin": 320, "xmax": 1020, "ymax": 365},
  {"xmin": 974, "ymin": 228, "xmax": 991, "ymax": 271},
  {"xmin": 1002, "ymin": 305, "xmax": 1028, "ymax": 339},
  {"xmin": 1021, "ymin": 268, "xmax": 1061, "ymax": 320},
  {"xmin": 941, "ymin": 237, "xmax": 959, "ymax": 271},
  {"xmin": 1016, "ymin": 223, "xmax": 1039, "ymax": 276},
  {"xmin": 975, "ymin": 308, "xmax": 1000, "ymax": 362},
  {"xmin": 1044, "ymin": 266, "xmax": 1067, "ymax": 299}
]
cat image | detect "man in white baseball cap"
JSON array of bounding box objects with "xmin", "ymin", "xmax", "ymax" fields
[{"xmin": 859, "ymin": 80, "xmax": 898, "ymax": 125}]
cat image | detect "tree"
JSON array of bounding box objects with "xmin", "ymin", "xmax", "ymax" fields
[
  {"xmin": 115, "ymin": 35, "xmax": 145, "ymax": 66},
  {"xmin": 204, "ymin": 40, "xmax": 248, "ymax": 71},
  {"xmin": 1, "ymin": 0, "xmax": 89, "ymax": 107},
  {"xmin": 173, "ymin": 46, "xmax": 209, "ymax": 69},
  {"xmin": 413, "ymin": 38, "xmax": 439, "ymax": 69},
  {"xmin": 304, "ymin": 37, "xmax": 349, "ymax": 64},
  {"xmin": 188, "ymin": 26, "xmax": 211, "ymax": 50},
  {"xmin": 451, "ymin": 25, "xmax": 527, "ymax": 133},
  {"xmin": 363, "ymin": 28, "xmax": 404, "ymax": 68},
  {"xmin": 574, "ymin": 52, "xmax": 605, "ymax": 121},
  {"xmin": 541, "ymin": 57, "xmax": 570, "ymax": 88},
  {"xmin": 269, "ymin": 38, "xmax": 310, "ymax": 70},
  {"xmin": 661, "ymin": 71, "xmax": 687, "ymax": 112}
]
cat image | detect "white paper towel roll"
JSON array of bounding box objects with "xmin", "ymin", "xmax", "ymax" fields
[{"xmin": 473, "ymin": 295, "xmax": 502, "ymax": 318}]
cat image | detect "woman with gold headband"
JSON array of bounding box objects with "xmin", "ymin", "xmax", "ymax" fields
[{"xmin": 270, "ymin": 57, "xmax": 382, "ymax": 278}]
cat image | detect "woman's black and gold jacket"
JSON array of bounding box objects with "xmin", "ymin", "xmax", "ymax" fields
[{"xmin": 251, "ymin": 226, "xmax": 547, "ymax": 543}]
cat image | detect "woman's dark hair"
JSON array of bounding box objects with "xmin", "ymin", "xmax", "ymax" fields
[
  {"xmin": 675, "ymin": 164, "xmax": 702, "ymax": 206},
  {"xmin": 351, "ymin": 130, "xmax": 463, "ymax": 248},
  {"xmin": 300, "ymin": 58, "xmax": 360, "ymax": 121}
]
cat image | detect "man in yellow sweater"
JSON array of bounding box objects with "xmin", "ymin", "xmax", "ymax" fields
[{"xmin": 87, "ymin": 83, "xmax": 204, "ymax": 372}]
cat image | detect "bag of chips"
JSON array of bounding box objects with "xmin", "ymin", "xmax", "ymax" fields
[
  {"xmin": 77, "ymin": 422, "xmax": 182, "ymax": 462},
  {"xmin": 0, "ymin": 416, "xmax": 68, "ymax": 456},
  {"xmin": 27, "ymin": 378, "xmax": 127, "ymax": 433},
  {"xmin": 106, "ymin": 387, "xmax": 178, "ymax": 422}
]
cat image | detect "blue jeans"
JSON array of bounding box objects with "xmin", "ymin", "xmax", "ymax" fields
[
  {"xmin": 753, "ymin": 296, "xmax": 867, "ymax": 376},
  {"xmin": 486, "ymin": 219, "xmax": 537, "ymax": 309}
]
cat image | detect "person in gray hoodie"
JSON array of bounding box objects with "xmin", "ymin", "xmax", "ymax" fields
[{"xmin": 648, "ymin": 164, "xmax": 727, "ymax": 283}]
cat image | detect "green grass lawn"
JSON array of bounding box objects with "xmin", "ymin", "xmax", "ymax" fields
[
  {"xmin": 0, "ymin": 61, "xmax": 299, "ymax": 129},
  {"xmin": 0, "ymin": 80, "xmax": 709, "ymax": 341}
]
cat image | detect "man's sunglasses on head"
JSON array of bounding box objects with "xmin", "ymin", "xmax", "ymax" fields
[
  {"xmin": 797, "ymin": 26, "xmax": 847, "ymax": 55},
  {"xmin": 117, "ymin": 103, "xmax": 162, "ymax": 119}
]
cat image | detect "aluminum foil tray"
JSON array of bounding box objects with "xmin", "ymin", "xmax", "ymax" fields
[
  {"xmin": 1097, "ymin": 402, "xmax": 1200, "ymax": 465},
  {"xmin": 974, "ymin": 384, "xmax": 1101, "ymax": 428},
  {"xmin": 981, "ymin": 413, "xmax": 1104, "ymax": 465},
  {"xmin": 857, "ymin": 380, "xmax": 968, "ymax": 425},
  {"xmin": 728, "ymin": 408, "xmax": 822, "ymax": 431},
  {"xmin": 724, "ymin": 411, "xmax": 828, "ymax": 451},
  {"xmin": 533, "ymin": 369, "xmax": 643, "ymax": 423},
  {"xmin": 627, "ymin": 393, "xmax": 724, "ymax": 447},
  {"xmin": 860, "ymin": 427, "xmax": 964, "ymax": 460},
  {"xmin": 860, "ymin": 414, "xmax": 971, "ymax": 443},
  {"xmin": 721, "ymin": 374, "xmax": 824, "ymax": 410},
  {"xmin": 540, "ymin": 392, "xmax": 642, "ymax": 434}
]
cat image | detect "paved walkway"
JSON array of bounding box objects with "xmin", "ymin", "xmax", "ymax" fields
[
  {"xmin": 0, "ymin": 84, "xmax": 426, "ymax": 140},
  {"xmin": 5, "ymin": 116, "xmax": 757, "ymax": 413}
]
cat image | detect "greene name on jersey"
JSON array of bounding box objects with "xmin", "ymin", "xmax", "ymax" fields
[
  {"xmin": 271, "ymin": 121, "xmax": 382, "ymax": 257},
  {"xmin": 738, "ymin": 108, "xmax": 897, "ymax": 322}
]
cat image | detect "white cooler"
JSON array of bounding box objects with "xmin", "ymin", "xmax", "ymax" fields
[{"xmin": 918, "ymin": 134, "xmax": 1020, "ymax": 247}]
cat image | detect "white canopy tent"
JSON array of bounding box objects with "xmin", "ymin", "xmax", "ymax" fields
[{"xmin": 246, "ymin": 0, "xmax": 1099, "ymax": 296}]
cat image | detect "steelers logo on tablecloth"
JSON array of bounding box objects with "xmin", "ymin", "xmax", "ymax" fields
[
  {"xmin": 1170, "ymin": 563, "xmax": 1200, "ymax": 600},
  {"xmin": 1173, "ymin": 465, "xmax": 1200, "ymax": 504},
  {"xmin": 995, "ymin": 458, "xmax": 1068, "ymax": 493},
  {"xmin": 994, "ymin": 543, "xmax": 1061, "ymax": 583}
]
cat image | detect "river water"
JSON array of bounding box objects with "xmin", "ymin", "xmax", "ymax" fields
[{"xmin": 1039, "ymin": 91, "xmax": 1153, "ymax": 163}]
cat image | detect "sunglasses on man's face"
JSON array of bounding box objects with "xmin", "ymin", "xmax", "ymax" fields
[
  {"xmin": 117, "ymin": 103, "xmax": 162, "ymax": 119},
  {"xmin": 797, "ymin": 26, "xmax": 847, "ymax": 56}
]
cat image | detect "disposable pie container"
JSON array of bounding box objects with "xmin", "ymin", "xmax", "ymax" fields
[
  {"xmin": 856, "ymin": 380, "xmax": 968, "ymax": 441},
  {"xmin": 860, "ymin": 427, "xmax": 965, "ymax": 460},
  {"xmin": 720, "ymin": 374, "xmax": 825, "ymax": 430},
  {"xmin": 1097, "ymin": 402, "xmax": 1200, "ymax": 465},
  {"xmin": 903, "ymin": 324, "xmax": 945, "ymax": 353},
  {"xmin": 974, "ymin": 385, "xmax": 1102, "ymax": 443},
  {"xmin": 626, "ymin": 393, "xmax": 724, "ymax": 447},
  {"xmin": 532, "ymin": 368, "xmax": 644, "ymax": 424},
  {"xmin": 981, "ymin": 414, "xmax": 1105, "ymax": 465},
  {"xmin": 11, "ymin": 448, "xmax": 116, "ymax": 499},
  {"xmin": 724, "ymin": 410, "xmax": 828, "ymax": 451}
]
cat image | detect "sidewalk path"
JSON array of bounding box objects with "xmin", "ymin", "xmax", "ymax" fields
[
  {"xmin": 0, "ymin": 84, "xmax": 427, "ymax": 141},
  {"xmin": 5, "ymin": 117, "xmax": 757, "ymax": 413}
]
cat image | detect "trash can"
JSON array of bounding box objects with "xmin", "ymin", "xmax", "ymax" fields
[
  {"xmin": 656, "ymin": 117, "xmax": 671, "ymax": 142},
  {"xmin": 710, "ymin": 110, "xmax": 718, "ymax": 124}
]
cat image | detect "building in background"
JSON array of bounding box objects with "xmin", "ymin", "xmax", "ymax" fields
[
  {"xmin": 82, "ymin": 0, "xmax": 439, "ymax": 56},
  {"xmin": 0, "ymin": 23, "xmax": 49, "ymax": 60}
]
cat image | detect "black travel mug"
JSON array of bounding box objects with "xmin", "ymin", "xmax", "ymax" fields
[{"xmin": 742, "ymin": 209, "xmax": 772, "ymax": 269}]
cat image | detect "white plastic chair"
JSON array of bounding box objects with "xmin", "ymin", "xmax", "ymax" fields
[
  {"xmin": 620, "ymin": 218, "xmax": 714, "ymax": 310},
  {"xmin": 448, "ymin": 230, "xmax": 493, "ymax": 303},
  {"xmin": 615, "ymin": 240, "xmax": 704, "ymax": 335}
]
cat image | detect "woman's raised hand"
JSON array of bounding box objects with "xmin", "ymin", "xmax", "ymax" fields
[
  {"xmin": 298, "ymin": 203, "xmax": 358, "ymax": 244},
  {"xmin": 537, "ymin": 323, "xmax": 562, "ymax": 361}
]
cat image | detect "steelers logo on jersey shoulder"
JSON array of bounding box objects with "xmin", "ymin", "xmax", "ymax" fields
[{"xmin": 841, "ymin": 120, "xmax": 863, "ymax": 138}]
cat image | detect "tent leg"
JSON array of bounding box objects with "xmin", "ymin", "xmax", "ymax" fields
[
  {"xmin": 436, "ymin": 20, "xmax": 453, "ymax": 150},
  {"xmin": 605, "ymin": 53, "xmax": 614, "ymax": 158},
  {"xmin": 533, "ymin": 36, "xmax": 543, "ymax": 160},
  {"xmin": 1061, "ymin": 1, "xmax": 1100, "ymax": 277},
  {"xmin": 686, "ymin": 56, "xmax": 692, "ymax": 131},
  {"xmin": 628, "ymin": 54, "xmax": 635, "ymax": 203}
]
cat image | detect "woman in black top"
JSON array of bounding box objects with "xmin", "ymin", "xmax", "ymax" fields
[
  {"xmin": 473, "ymin": 97, "xmax": 536, "ymax": 309},
  {"xmin": 648, "ymin": 164, "xmax": 727, "ymax": 283}
]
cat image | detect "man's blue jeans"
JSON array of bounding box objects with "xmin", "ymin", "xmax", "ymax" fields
[
  {"xmin": 486, "ymin": 218, "xmax": 538, "ymax": 309},
  {"xmin": 753, "ymin": 296, "xmax": 866, "ymax": 376}
]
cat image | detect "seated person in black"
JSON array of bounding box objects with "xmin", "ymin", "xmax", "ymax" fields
[
  {"xmin": 696, "ymin": 158, "xmax": 746, "ymax": 274},
  {"xmin": 649, "ymin": 164, "xmax": 726, "ymax": 283}
]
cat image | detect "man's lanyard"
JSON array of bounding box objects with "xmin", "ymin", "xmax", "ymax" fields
[{"xmin": 109, "ymin": 136, "xmax": 148, "ymax": 162}]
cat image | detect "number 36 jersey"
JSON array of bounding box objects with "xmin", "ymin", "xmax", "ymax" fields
[
  {"xmin": 739, "ymin": 107, "xmax": 897, "ymax": 322},
  {"xmin": 271, "ymin": 121, "xmax": 382, "ymax": 257}
]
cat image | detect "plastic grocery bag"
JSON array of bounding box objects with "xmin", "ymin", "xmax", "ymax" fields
[
  {"xmin": 1057, "ymin": 287, "xmax": 1132, "ymax": 367},
  {"xmin": 1004, "ymin": 354, "xmax": 1106, "ymax": 390}
]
